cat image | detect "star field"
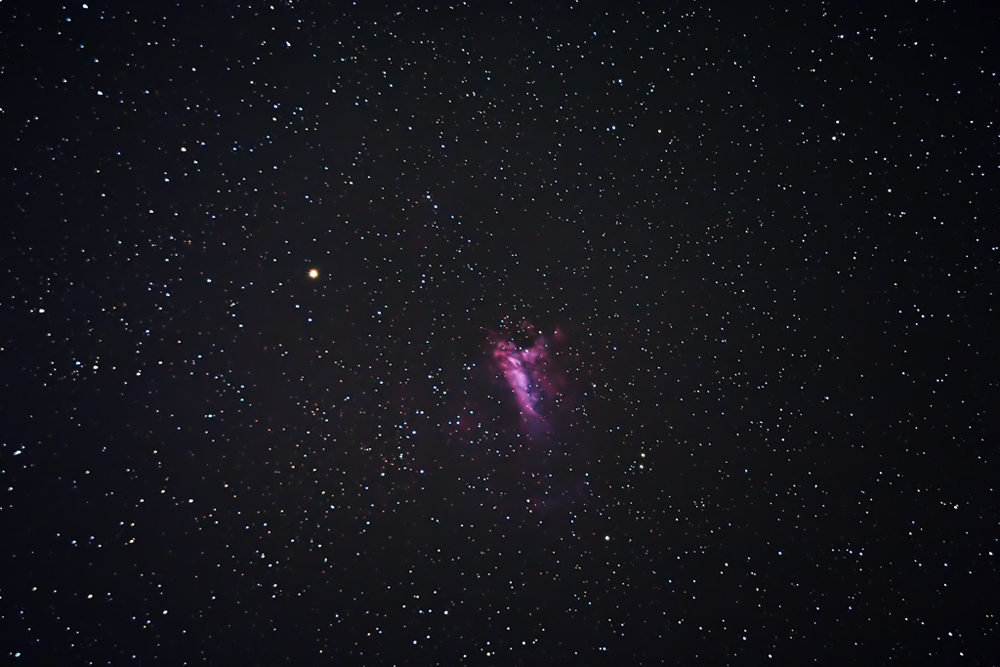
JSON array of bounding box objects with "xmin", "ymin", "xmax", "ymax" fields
[{"xmin": 2, "ymin": 1, "xmax": 997, "ymax": 664}]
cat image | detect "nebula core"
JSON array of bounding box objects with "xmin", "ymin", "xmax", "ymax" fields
[
  {"xmin": 490, "ymin": 321, "xmax": 573, "ymax": 436},
  {"xmin": 434, "ymin": 319, "xmax": 590, "ymax": 513}
]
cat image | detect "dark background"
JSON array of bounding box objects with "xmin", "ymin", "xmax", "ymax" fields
[{"xmin": 2, "ymin": 1, "xmax": 997, "ymax": 664}]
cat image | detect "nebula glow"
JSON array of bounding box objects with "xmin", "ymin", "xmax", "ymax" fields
[
  {"xmin": 434, "ymin": 318, "xmax": 589, "ymax": 514},
  {"xmin": 490, "ymin": 323, "xmax": 564, "ymax": 437},
  {"xmin": 493, "ymin": 340, "xmax": 542, "ymax": 418}
]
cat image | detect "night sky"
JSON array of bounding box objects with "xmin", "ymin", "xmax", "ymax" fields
[{"xmin": 2, "ymin": 1, "xmax": 998, "ymax": 664}]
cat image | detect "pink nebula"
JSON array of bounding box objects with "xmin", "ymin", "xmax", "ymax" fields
[{"xmin": 491, "ymin": 324, "xmax": 563, "ymax": 433}]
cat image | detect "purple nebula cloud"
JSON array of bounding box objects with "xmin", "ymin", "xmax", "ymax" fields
[
  {"xmin": 430, "ymin": 318, "xmax": 591, "ymax": 515},
  {"xmin": 490, "ymin": 322, "xmax": 567, "ymax": 438}
]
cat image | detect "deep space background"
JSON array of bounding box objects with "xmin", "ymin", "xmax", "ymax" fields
[{"xmin": 2, "ymin": 1, "xmax": 998, "ymax": 664}]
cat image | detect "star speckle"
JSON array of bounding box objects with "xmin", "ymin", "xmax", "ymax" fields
[{"xmin": 1, "ymin": 2, "xmax": 994, "ymax": 665}]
